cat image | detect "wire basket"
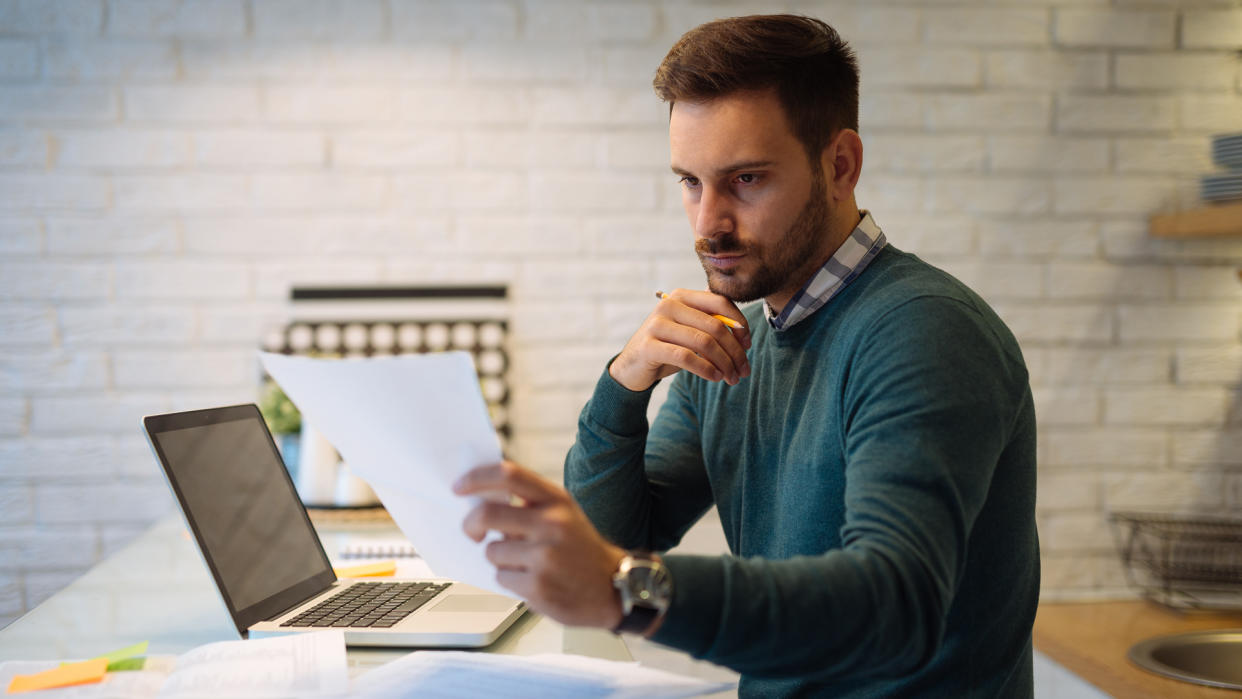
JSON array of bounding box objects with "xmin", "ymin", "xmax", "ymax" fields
[{"xmin": 1110, "ymin": 511, "xmax": 1242, "ymax": 610}]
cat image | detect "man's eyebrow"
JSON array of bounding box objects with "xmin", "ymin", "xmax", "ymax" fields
[{"xmin": 670, "ymin": 160, "xmax": 776, "ymax": 177}]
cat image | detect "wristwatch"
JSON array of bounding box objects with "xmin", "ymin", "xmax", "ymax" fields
[{"xmin": 611, "ymin": 552, "xmax": 673, "ymax": 635}]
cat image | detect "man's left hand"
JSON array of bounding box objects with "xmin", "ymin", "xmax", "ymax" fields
[{"xmin": 453, "ymin": 460, "xmax": 627, "ymax": 629}]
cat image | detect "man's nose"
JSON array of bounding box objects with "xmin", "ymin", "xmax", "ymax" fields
[{"xmin": 694, "ymin": 186, "xmax": 734, "ymax": 240}]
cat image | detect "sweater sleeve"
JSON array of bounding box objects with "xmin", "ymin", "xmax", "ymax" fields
[
  {"xmin": 564, "ymin": 363, "xmax": 716, "ymax": 552},
  {"xmin": 648, "ymin": 296, "xmax": 1029, "ymax": 681}
]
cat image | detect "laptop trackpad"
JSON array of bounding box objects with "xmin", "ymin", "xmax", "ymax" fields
[{"xmin": 429, "ymin": 595, "xmax": 516, "ymax": 613}]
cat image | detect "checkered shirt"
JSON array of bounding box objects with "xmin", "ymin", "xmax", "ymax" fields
[{"xmin": 764, "ymin": 210, "xmax": 888, "ymax": 331}]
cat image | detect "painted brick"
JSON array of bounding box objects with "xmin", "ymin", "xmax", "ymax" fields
[
  {"xmin": 0, "ymin": 488, "xmax": 33, "ymax": 526},
  {"xmin": 863, "ymin": 135, "xmax": 985, "ymax": 173},
  {"xmin": 1116, "ymin": 53, "xmax": 1237, "ymax": 91},
  {"xmin": 853, "ymin": 176, "xmax": 923, "ymax": 215},
  {"xmin": 466, "ymin": 130, "xmax": 600, "ymax": 169},
  {"xmin": 989, "ymin": 136, "xmax": 1109, "ymax": 173},
  {"xmin": 589, "ymin": 215, "xmax": 690, "ymax": 255},
  {"xmin": 98, "ymin": 523, "xmax": 147, "ymax": 557},
  {"xmin": 924, "ymin": 9, "xmax": 1049, "ymax": 46},
  {"xmin": 318, "ymin": 43, "xmax": 455, "ymax": 82},
  {"xmin": 0, "ymin": 398, "xmax": 25, "ymax": 436},
  {"xmin": 860, "ymin": 49, "xmax": 981, "ymax": 88},
  {"xmin": 511, "ymin": 387, "xmax": 594, "ymax": 433},
  {"xmin": 114, "ymin": 262, "xmax": 248, "ymax": 300},
  {"xmin": 1031, "ymin": 385, "xmax": 1099, "ymax": 425},
  {"xmin": 399, "ymin": 87, "xmax": 532, "ymax": 125},
  {"xmin": 653, "ymin": 258, "xmax": 711, "ymax": 300},
  {"xmin": 55, "ymin": 129, "xmax": 190, "ymax": 168},
  {"xmin": 926, "ymin": 177, "xmax": 1051, "ymax": 215},
  {"xmin": 334, "ymin": 132, "xmax": 458, "ymax": 168},
  {"xmin": 992, "ymin": 304, "xmax": 1113, "ymax": 343},
  {"xmin": 185, "ymin": 216, "xmax": 450, "ymax": 256},
  {"xmin": 531, "ymin": 87, "xmax": 664, "ymax": 127},
  {"xmin": 1105, "ymin": 387, "xmax": 1227, "ymax": 426},
  {"xmin": 195, "ymin": 130, "xmax": 325, "ymax": 167},
  {"xmin": 1057, "ymin": 95, "xmax": 1176, "ymax": 133},
  {"xmin": 1174, "ymin": 430, "xmax": 1242, "ymax": 467},
  {"xmin": 44, "ymin": 39, "xmax": 176, "ymax": 80},
  {"xmin": 59, "ymin": 306, "xmax": 195, "ymax": 345},
  {"xmin": 514, "ymin": 260, "xmax": 652, "ymax": 300},
  {"xmin": 1038, "ymin": 511, "xmax": 1114, "ymax": 553},
  {"xmin": 0, "ymin": 87, "xmax": 115, "ymax": 121},
  {"xmin": 880, "ymin": 215, "xmax": 977, "ymax": 258},
  {"xmin": 1041, "ymin": 428, "xmax": 1167, "ymax": 467},
  {"xmin": 0, "ymin": 0, "xmax": 103, "ymax": 34},
  {"xmin": 392, "ymin": 173, "xmax": 526, "ymax": 212},
  {"xmin": 0, "ymin": 220, "xmax": 41, "ymax": 255},
  {"xmin": 1053, "ymin": 177, "xmax": 1174, "ymax": 215},
  {"xmin": 985, "ymin": 50, "xmax": 1107, "ymax": 89},
  {"xmin": 937, "ymin": 260, "xmax": 1043, "ymax": 300},
  {"xmin": 456, "ymin": 216, "xmax": 582, "ymax": 255},
  {"xmin": 1103, "ymin": 221, "xmax": 1242, "ymax": 264},
  {"xmin": 1175, "ymin": 266, "xmax": 1242, "ymax": 300},
  {"xmin": 30, "ymin": 394, "xmax": 170, "ymax": 434},
  {"xmin": 112, "ymin": 349, "xmax": 255, "ymax": 389},
  {"xmin": 198, "ymin": 305, "xmax": 285, "ymax": 343},
  {"xmin": 860, "ymin": 93, "xmax": 923, "ymax": 130},
  {"xmin": 391, "ymin": 0, "xmax": 517, "ymax": 40},
  {"xmin": 977, "ymin": 220, "xmax": 1098, "ymax": 259},
  {"xmin": 0, "ymin": 38, "xmax": 37, "ymax": 79},
  {"xmin": 1179, "ymin": 95, "xmax": 1242, "ymax": 133},
  {"xmin": 37, "ymin": 481, "xmax": 173, "ymax": 524},
  {"xmin": 0, "ymin": 352, "xmax": 108, "ymax": 392},
  {"xmin": 1118, "ymin": 304, "xmax": 1239, "ymax": 342},
  {"xmin": 462, "ymin": 43, "xmax": 589, "ymax": 84},
  {"xmin": 1046, "ymin": 262, "xmax": 1171, "ymax": 301},
  {"xmin": 516, "ymin": 344, "xmax": 614, "ymax": 388},
  {"xmin": 0, "ymin": 572, "xmax": 20, "ymax": 614},
  {"xmin": 0, "ymin": 175, "xmax": 108, "ymax": 210},
  {"xmin": 1054, "ymin": 9, "xmax": 1175, "ymax": 48},
  {"xmin": 599, "ymin": 46, "xmax": 670, "ymax": 87},
  {"xmin": 1036, "ymin": 472, "xmax": 1099, "ymax": 511},
  {"xmin": 125, "ymin": 86, "xmax": 261, "ymax": 123},
  {"xmin": 511, "ymin": 301, "xmax": 600, "ymax": 344},
  {"xmin": 107, "ymin": 0, "xmax": 246, "ymax": 37},
  {"xmin": 602, "ymin": 131, "xmax": 669, "ymax": 171},
  {"xmin": 0, "ymin": 262, "xmax": 110, "ymax": 300},
  {"xmin": 113, "ymin": 175, "xmax": 248, "ymax": 210},
  {"xmin": 1102, "ymin": 471, "xmax": 1224, "ymax": 511},
  {"xmin": 825, "ymin": 6, "xmax": 920, "ymax": 44},
  {"xmin": 1035, "ymin": 348, "xmax": 1170, "ymax": 385},
  {"xmin": 381, "ymin": 259, "xmax": 515, "ymax": 287},
  {"xmin": 46, "ymin": 218, "xmax": 178, "ymax": 255},
  {"xmin": 252, "ymin": 174, "xmax": 388, "ymax": 211},
  {"xmin": 925, "ymin": 95, "xmax": 1051, "ymax": 132},
  {"xmin": 524, "ymin": 2, "xmax": 656, "ymax": 42},
  {"xmin": 267, "ymin": 86, "xmax": 396, "ymax": 124},
  {"xmin": 1115, "ymin": 138, "xmax": 1214, "ymax": 175},
  {"xmin": 1177, "ymin": 347, "xmax": 1242, "ymax": 384},
  {"xmin": 181, "ymin": 41, "xmax": 322, "ymax": 80},
  {"xmin": 531, "ymin": 173, "xmax": 657, "ymax": 212},
  {"xmin": 251, "ymin": 0, "xmax": 385, "ymax": 39},
  {"xmin": 0, "ymin": 306, "xmax": 55, "ymax": 346},
  {"xmin": 0, "ymin": 436, "xmax": 118, "ymax": 478},
  {"xmin": 1182, "ymin": 10, "xmax": 1242, "ymax": 49},
  {"xmin": 252, "ymin": 260, "xmax": 382, "ymax": 300},
  {"xmin": 0, "ymin": 527, "xmax": 97, "ymax": 569}
]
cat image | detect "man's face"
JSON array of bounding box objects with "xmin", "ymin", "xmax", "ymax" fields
[{"xmin": 669, "ymin": 89, "xmax": 834, "ymax": 311}]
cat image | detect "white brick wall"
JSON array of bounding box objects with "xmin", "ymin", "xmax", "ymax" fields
[{"xmin": 1, "ymin": 0, "xmax": 1240, "ymax": 622}]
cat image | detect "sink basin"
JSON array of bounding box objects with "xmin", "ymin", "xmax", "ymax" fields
[{"xmin": 1129, "ymin": 629, "xmax": 1242, "ymax": 690}]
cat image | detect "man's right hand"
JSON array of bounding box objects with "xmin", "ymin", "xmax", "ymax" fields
[{"xmin": 608, "ymin": 289, "xmax": 751, "ymax": 392}]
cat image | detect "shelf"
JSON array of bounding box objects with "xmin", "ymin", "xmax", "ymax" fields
[{"xmin": 1149, "ymin": 202, "xmax": 1242, "ymax": 238}]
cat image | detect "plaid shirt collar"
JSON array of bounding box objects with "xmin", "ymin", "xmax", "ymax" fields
[{"xmin": 764, "ymin": 210, "xmax": 887, "ymax": 332}]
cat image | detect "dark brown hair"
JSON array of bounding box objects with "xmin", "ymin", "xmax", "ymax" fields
[{"xmin": 653, "ymin": 14, "xmax": 859, "ymax": 162}]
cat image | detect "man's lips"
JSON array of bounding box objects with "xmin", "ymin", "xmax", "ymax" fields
[{"xmin": 701, "ymin": 253, "xmax": 745, "ymax": 270}]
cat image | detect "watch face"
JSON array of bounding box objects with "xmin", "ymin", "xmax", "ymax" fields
[{"xmin": 624, "ymin": 560, "xmax": 671, "ymax": 611}]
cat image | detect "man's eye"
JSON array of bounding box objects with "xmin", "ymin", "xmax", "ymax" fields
[
  {"xmin": 736, "ymin": 173, "xmax": 757, "ymax": 184},
  {"xmin": 679, "ymin": 176, "xmax": 700, "ymax": 187}
]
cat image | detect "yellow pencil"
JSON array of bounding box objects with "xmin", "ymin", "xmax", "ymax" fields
[{"xmin": 655, "ymin": 291, "xmax": 745, "ymax": 330}]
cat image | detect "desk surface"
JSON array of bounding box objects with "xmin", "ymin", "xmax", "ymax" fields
[{"xmin": 0, "ymin": 517, "xmax": 631, "ymax": 674}]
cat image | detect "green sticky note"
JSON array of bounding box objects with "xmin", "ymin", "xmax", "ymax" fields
[{"xmin": 96, "ymin": 641, "xmax": 149, "ymax": 672}]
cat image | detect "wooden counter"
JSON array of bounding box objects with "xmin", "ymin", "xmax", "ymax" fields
[{"xmin": 1034, "ymin": 601, "xmax": 1242, "ymax": 698}]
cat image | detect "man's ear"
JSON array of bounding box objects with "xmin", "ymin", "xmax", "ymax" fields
[{"xmin": 821, "ymin": 129, "xmax": 863, "ymax": 202}]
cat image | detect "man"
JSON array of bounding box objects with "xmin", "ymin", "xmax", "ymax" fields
[{"xmin": 455, "ymin": 14, "xmax": 1039, "ymax": 696}]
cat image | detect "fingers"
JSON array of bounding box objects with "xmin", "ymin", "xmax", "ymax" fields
[
  {"xmin": 461, "ymin": 500, "xmax": 543, "ymax": 543},
  {"xmin": 453, "ymin": 460, "xmax": 562, "ymax": 503},
  {"xmin": 655, "ymin": 292, "xmax": 751, "ymax": 384}
]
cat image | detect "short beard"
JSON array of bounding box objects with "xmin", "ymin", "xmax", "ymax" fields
[{"xmin": 695, "ymin": 166, "xmax": 833, "ymax": 304}]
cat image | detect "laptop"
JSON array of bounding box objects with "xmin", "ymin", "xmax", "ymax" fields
[{"xmin": 142, "ymin": 403, "xmax": 526, "ymax": 648}]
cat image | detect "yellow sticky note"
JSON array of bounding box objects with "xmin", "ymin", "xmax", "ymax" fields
[
  {"xmin": 334, "ymin": 560, "xmax": 397, "ymax": 578},
  {"xmin": 96, "ymin": 640, "xmax": 149, "ymax": 672},
  {"xmin": 7, "ymin": 658, "xmax": 107, "ymax": 694}
]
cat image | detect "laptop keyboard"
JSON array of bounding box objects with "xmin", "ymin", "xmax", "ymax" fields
[{"xmin": 280, "ymin": 581, "xmax": 451, "ymax": 629}]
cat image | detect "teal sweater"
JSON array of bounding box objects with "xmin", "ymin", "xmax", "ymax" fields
[{"xmin": 565, "ymin": 246, "xmax": 1039, "ymax": 697}]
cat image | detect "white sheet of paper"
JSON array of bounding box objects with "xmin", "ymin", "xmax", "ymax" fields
[
  {"xmin": 259, "ymin": 351, "xmax": 510, "ymax": 597},
  {"xmin": 156, "ymin": 631, "xmax": 347, "ymax": 697},
  {"xmin": 349, "ymin": 651, "xmax": 736, "ymax": 699}
]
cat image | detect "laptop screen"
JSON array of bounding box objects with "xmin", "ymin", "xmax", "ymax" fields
[{"xmin": 146, "ymin": 405, "xmax": 335, "ymax": 633}]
